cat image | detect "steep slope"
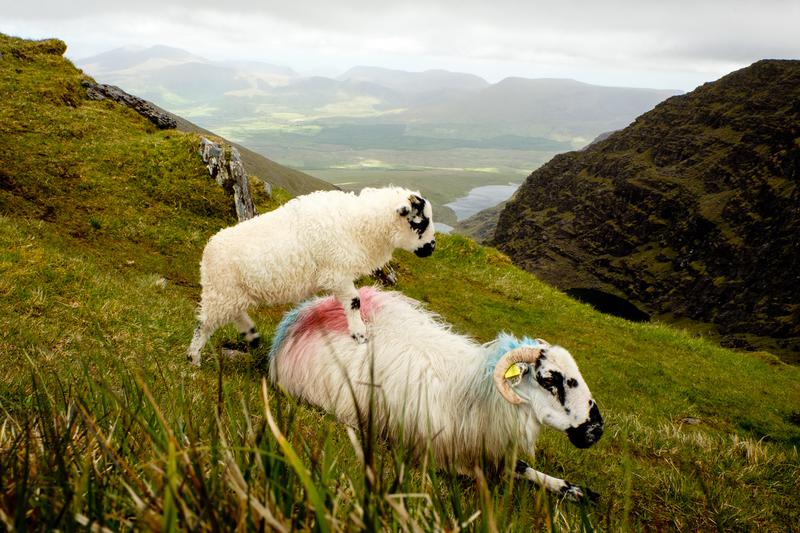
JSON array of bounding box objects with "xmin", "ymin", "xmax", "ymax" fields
[
  {"xmin": 75, "ymin": 47, "xmax": 335, "ymax": 196},
  {"xmin": 493, "ymin": 60, "xmax": 800, "ymax": 361},
  {"xmin": 455, "ymin": 200, "xmax": 507, "ymax": 242},
  {"xmin": 1, "ymin": 35, "xmax": 799, "ymax": 530},
  {"xmin": 168, "ymin": 113, "xmax": 337, "ymax": 196},
  {"xmin": 456, "ymin": 130, "xmax": 621, "ymax": 242}
]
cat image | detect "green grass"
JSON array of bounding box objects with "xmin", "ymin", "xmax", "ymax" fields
[{"xmin": 1, "ymin": 33, "xmax": 799, "ymax": 531}]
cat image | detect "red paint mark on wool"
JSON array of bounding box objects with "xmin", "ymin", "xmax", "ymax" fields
[
  {"xmin": 277, "ymin": 288, "xmax": 390, "ymax": 386},
  {"xmin": 292, "ymin": 286, "xmax": 387, "ymax": 339}
]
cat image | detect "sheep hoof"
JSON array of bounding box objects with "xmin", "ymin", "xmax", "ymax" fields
[
  {"xmin": 351, "ymin": 332, "xmax": 368, "ymax": 344},
  {"xmin": 561, "ymin": 483, "xmax": 599, "ymax": 504},
  {"xmin": 187, "ymin": 354, "xmax": 201, "ymax": 367}
]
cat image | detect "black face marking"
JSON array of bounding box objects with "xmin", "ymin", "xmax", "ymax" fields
[
  {"xmin": 248, "ymin": 327, "xmax": 257, "ymax": 335},
  {"xmin": 350, "ymin": 296, "xmax": 361, "ymax": 310},
  {"xmin": 409, "ymin": 215, "xmax": 430, "ymax": 236},
  {"xmin": 407, "ymin": 195, "xmax": 430, "ymax": 236},
  {"xmin": 567, "ymin": 378, "xmax": 578, "ymax": 388},
  {"xmin": 409, "ymin": 194, "xmax": 426, "ymax": 212},
  {"xmin": 536, "ymin": 369, "xmax": 566, "ymax": 405}
]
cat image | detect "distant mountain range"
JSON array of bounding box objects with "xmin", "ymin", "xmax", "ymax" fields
[
  {"xmin": 338, "ymin": 65, "xmax": 490, "ymax": 94},
  {"xmin": 76, "ymin": 46, "xmax": 679, "ymax": 145},
  {"xmin": 78, "ymin": 46, "xmax": 298, "ymax": 103},
  {"xmin": 75, "ymin": 46, "xmax": 681, "ymax": 202},
  {"xmin": 487, "ymin": 59, "xmax": 800, "ymax": 361}
]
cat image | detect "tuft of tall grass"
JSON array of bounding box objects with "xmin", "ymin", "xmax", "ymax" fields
[{"xmin": 1, "ymin": 351, "xmax": 613, "ymax": 531}]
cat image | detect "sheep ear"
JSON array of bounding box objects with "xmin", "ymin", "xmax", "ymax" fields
[{"xmin": 397, "ymin": 205, "xmax": 410, "ymax": 217}]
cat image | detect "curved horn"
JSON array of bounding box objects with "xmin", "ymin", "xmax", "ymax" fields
[{"xmin": 493, "ymin": 346, "xmax": 542, "ymax": 405}]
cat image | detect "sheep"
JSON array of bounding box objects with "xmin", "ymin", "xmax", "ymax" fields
[
  {"xmin": 187, "ymin": 187, "xmax": 436, "ymax": 366},
  {"xmin": 269, "ymin": 287, "xmax": 604, "ymax": 502}
]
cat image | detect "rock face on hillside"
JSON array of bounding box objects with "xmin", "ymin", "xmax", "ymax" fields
[
  {"xmin": 455, "ymin": 201, "xmax": 507, "ymax": 243},
  {"xmin": 199, "ymin": 137, "xmax": 258, "ymax": 221},
  {"xmin": 83, "ymin": 81, "xmax": 177, "ymax": 129},
  {"xmin": 493, "ymin": 60, "xmax": 800, "ymax": 360},
  {"xmin": 80, "ymin": 74, "xmax": 336, "ymax": 197}
]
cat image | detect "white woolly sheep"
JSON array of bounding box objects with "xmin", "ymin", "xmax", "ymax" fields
[
  {"xmin": 188, "ymin": 187, "xmax": 436, "ymax": 366},
  {"xmin": 269, "ymin": 287, "xmax": 604, "ymax": 501}
]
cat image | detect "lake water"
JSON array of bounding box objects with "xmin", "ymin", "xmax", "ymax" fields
[
  {"xmin": 445, "ymin": 183, "xmax": 520, "ymax": 221},
  {"xmin": 435, "ymin": 222, "xmax": 454, "ymax": 234}
]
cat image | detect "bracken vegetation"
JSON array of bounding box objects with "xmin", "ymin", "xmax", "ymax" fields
[{"xmin": 1, "ymin": 33, "xmax": 798, "ymax": 531}]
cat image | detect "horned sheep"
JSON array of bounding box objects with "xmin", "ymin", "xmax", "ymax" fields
[
  {"xmin": 188, "ymin": 187, "xmax": 436, "ymax": 366},
  {"xmin": 269, "ymin": 287, "xmax": 604, "ymax": 501}
]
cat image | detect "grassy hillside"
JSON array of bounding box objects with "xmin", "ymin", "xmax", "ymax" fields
[{"xmin": 1, "ymin": 34, "xmax": 799, "ymax": 531}]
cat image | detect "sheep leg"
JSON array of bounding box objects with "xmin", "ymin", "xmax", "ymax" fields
[
  {"xmin": 234, "ymin": 312, "xmax": 261, "ymax": 348},
  {"xmin": 515, "ymin": 460, "xmax": 598, "ymax": 503},
  {"xmin": 333, "ymin": 282, "xmax": 368, "ymax": 343},
  {"xmin": 187, "ymin": 320, "xmax": 215, "ymax": 367}
]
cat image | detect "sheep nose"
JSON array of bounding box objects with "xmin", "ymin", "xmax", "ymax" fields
[
  {"xmin": 414, "ymin": 240, "xmax": 435, "ymax": 257},
  {"xmin": 566, "ymin": 404, "xmax": 604, "ymax": 449}
]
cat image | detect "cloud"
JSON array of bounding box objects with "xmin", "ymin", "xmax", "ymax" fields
[{"xmin": 3, "ymin": 0, "xmax": 798, "ymax": 89}]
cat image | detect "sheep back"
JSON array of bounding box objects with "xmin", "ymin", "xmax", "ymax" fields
[{"xmin": 269, "ymin": 288, "xmax": 533, "ymax": 468}]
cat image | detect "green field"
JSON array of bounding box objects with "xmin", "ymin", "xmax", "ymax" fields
[
  {"xmin": 2, "ymin": 34, "xmax": 799, "ymax": 531},
  {"xmin": 198, "ymin": 113, "xmax": 560, "ymax": 213}
]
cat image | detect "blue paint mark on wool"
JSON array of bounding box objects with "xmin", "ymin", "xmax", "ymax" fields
[
  {"xmin": 268, "ymin": 299, "xmax": 314, "ymax": 362},
  {"xmin": 483, "ymin": 333, "xmax": 543, "ymax": 376}
]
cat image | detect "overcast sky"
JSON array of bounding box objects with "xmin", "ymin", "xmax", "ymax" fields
[{"xmin": 3, "ymin": 0, "xmax": 799, "ymax": 90}]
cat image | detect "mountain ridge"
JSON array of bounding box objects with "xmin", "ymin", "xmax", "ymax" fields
[
  {"xmin": 338, "ymin": 65, "xmax": 490, "ymax": 93},
  {"xmin": 74, "ymin": 43, "xmax": 681, "ymax": 206},
  {"xmin": 492, "ymin": 59, "xmax": 800, "ymax": 361}
]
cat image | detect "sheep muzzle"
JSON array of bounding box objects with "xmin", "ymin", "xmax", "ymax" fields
[
  {"xmin": 414, "ymin": 240, "xmax": 436, "ymax": 257},
  {"xmin": 566, "ymin": 403, "xmax": 604, "ymax": 448}
]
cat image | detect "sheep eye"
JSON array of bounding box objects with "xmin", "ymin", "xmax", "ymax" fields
[{"xmin": 536, "ymin": 371, "xmax": 567, "ymax": 405}]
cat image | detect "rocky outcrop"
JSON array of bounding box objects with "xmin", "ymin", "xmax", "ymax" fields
[
  {"xmin": 493, "ymin": 60, "xmax": 800, "ymax": 361},
  {"xmin": 82, "ymin": 81, "xmax": 177, "ymax": 129},
  {"xmin": 455, "ymin": 201, "xmax": 507, "ymax": 243},
  {"xmin": 199, "ymin": 137, "xmax": 258, "ymax": 221}
]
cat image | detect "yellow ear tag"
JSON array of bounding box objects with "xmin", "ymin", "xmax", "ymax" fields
[{"xmin": 504, "ymin": 364, "xmax": 522, "ymax": 380}]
